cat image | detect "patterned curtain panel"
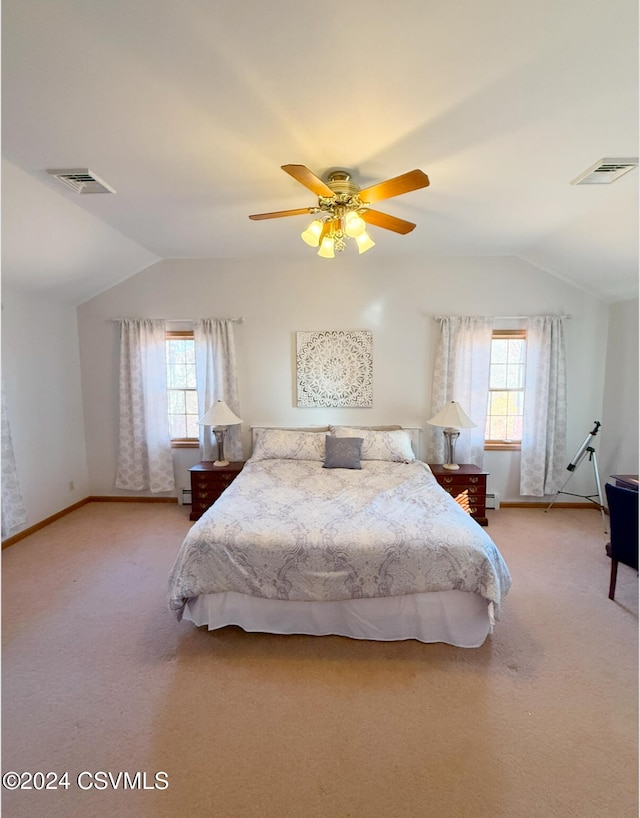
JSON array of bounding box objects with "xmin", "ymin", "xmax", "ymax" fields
[
  {"xmin": 428, "ymin": 316, "xmax": 493, "ymax": 467},
  {"xmin": 115, "ymin": 319, "xmax": 175, "ymax": 493},
  {"xmin": 520, "ymin": 316, "xmax": 567, "ymax": 496},
  {"xmin": 194, "ymin": 319, "xmax": 242, "ymax": 462},
  {"xmin": 1, "ymin": 383, "xmax": 27, "ymax": 538}
]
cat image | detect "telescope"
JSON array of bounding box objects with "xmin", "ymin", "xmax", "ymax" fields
[{"xmin": 547, "ymin": 421, "xmax": 606, "ymax": 531}]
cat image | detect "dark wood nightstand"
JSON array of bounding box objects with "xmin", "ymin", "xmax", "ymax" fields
[
  {"xmin": 429, "ymin": 464, "xmax": 489, "ymax": 526},
  {"xmin": 189, "ymin": 461, "xmax": 244, "ymax": 521}
]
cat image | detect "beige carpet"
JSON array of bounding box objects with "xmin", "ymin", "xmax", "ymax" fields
[{"xmin": 2, "ymin": 502, "xmax": 637, "ymax": 818}]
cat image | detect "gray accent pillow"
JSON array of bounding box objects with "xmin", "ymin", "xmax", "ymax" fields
[{"xmin": 323, "ymin": 435, "xmax": 363, "ymax": 469}]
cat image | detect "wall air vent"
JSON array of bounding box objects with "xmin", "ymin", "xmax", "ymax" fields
[
  {"xmin": 46, "ymin": 168, "xmax": 116, "ymax": 194},
  {"xmin": 570, "ymin": 158, "xmax": 638, "ymax": 185}
]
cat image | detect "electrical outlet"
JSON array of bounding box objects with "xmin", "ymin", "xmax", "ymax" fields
[{"xmin": 68, "ymin": 481, "xmax": 74, "ymax": 492}]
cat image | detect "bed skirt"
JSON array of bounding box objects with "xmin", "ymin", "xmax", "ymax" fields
[{"xmin": 182, "ymin": 590, "xmax": 492, "ymax": 648}]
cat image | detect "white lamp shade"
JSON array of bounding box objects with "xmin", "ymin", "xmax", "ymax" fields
[
  {"xmin": 427, "ymin": 401, "xmax": 476, "ymax": 429},
  {"xmin": 301, "ymin": 219, "xmax": 323, "ymax": 247},
  {"xmin": 344, "ymin": 211, "xmax": 366, "ymax": 237},
  {"xmin": 198, "ymin": 400, "xmax": 242, "ymax": 427},
  {"xmin": 355, "ymin": 230, "xmax": 375, "ymax": 254},
  {"xmin": 317, "ymin": 235, "xmax": 335, "ymax": 258}
]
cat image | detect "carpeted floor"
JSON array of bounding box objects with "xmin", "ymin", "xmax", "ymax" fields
[{"xmin": 2, "ymin": 502, "xmax": 637, "ymax": 818}]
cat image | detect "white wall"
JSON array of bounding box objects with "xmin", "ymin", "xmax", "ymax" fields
[
  {"xmin": 77, "ymin": 254, "xmax": 611, "ymax": 504},
  {"xmin": 2, "ymin": 286, "xmax": 89, "ymax": 531},
  {"xmin": 599, "ymin": 298, "xmax": 639, "ymax": 481}
]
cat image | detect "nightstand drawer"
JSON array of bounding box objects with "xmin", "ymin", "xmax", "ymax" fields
[
  {"xmin": 195, "ymin": 475, "xmax": 236, "ymax": 492},
  {"xmin": 440, "ymin": 483, "xmax": 484, "ymax": 496},
  {"xmin": 437, "ymin": 474, "xmax": 485, "ymax": 487}
]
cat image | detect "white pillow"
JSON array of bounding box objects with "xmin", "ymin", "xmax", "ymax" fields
[
  {"xmin": 251, "ymin": 429, "xmax": 326, "ymax": 461},
  {"xmin": 330, "ymin": 427, "xmax": 415, "ymax": 462}
]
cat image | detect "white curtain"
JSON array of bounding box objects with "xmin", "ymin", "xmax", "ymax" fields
[
  {"xmin": 194, "ymin": 319, "xmax": 242, "ymax": 462},
  {"xmin": 428, "ymin": 316, "xmax": 493, "ymax": 467},
  {"xmin": 1, "ymin": 382, "xmax": 27, "ymax": 538},
  {"xmin": 520, "ymin": 316, "xmax": 567, "ymax": 496},
  {"xmin": 115, "ymin": 319, "xmax": 175, "ymax": 493}
]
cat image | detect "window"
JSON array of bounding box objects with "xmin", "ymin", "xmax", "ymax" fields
[
  {"xmin": 485, "ymin": 330, "xmax": 526, "ymax": 450},
  {"xmin": 166, "ymin": 331, "xmax": 199, "ymax": 447}
]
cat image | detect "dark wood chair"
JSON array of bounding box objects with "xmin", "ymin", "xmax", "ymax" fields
[{"xmin": 604, "ymin": 482, "xmax": 638, "ymax": 600}]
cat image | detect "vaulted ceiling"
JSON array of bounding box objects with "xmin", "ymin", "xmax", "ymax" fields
[{"xmin": 2, "ymin": 0, "xmax": 638, "ymax": 304}]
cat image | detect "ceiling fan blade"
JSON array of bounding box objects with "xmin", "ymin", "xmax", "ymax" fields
[
  {"xmin": 361, "ymin": 209, "xmax": 416, "ymax": 235},
  {"xmin": 249, "ymin": 207, "xmax": 315, "ymax": 220},
  {"xmin": 281, "ymin": 164, "xmax": 335, "ymax": 198},
  {"xmin": 358, "ymin": 169, "xmax": 429, "ymax": 205}
]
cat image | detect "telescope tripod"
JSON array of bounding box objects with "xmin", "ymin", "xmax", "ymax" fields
[{"xmin": 546, "ymin": 445, "xmax": 607, "ymax": 532}]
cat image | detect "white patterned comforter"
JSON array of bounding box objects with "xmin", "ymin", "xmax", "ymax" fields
[{"xmin": 169, "ymin": 459, "xmax": 511, "ymax": 619}]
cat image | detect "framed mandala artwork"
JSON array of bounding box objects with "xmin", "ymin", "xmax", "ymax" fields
[{"xmin": 296, "ymin": 330, "xmax": 373, "ymax": 408}]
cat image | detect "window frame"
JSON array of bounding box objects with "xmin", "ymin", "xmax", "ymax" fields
[
  {"xmin": 484, "ymin": 328, "xmax": 526, "ymax": 452},
  {"xmin": 166, "ymin": 330, "xmax": 199, "ymax": 449}
]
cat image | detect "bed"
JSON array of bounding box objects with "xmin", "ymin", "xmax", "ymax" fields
[{"xmin": 169, "ymin": 427, "xmax": 511, "ymax": 647}]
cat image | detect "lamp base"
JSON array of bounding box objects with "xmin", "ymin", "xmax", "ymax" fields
[
  {"xmin": 442, "ymin": 428, "xmax": 461, "ymax": 472},
  {"xmin": 213, "ymin": 429, "xmax": 227, "ymax": 466}
]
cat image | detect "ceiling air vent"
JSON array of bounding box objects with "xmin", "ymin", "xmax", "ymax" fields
[
  {"xmin": 570, "ymin": 158, "xmax": 638, "ymax": 185},
  {"xmin": 46, "ymin": 168, "xmax": 116, "ymax": 194}
]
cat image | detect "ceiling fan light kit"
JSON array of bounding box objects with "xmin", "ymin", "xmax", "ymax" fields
[{"xmin": 249, "ymin": 165, "xmax": 429, "ymax": 258}]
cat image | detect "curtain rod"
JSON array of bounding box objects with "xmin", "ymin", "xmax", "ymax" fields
[
  {"xmin": 111, "ymin": 316, "xmax": 244, "ymax": 323},
  {"xmin": 433, "ymin": 314, "xmax": 572, "ymax": 320}
]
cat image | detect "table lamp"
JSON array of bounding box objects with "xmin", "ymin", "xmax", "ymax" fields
[
  {"xmin": 198, "ymin": 400, "xmax": 242, "ymax": 466},
  {"xmin": 427, "ymin": 401, "xmax": 476, "ymax": 470}
]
